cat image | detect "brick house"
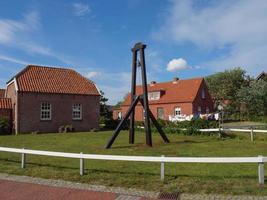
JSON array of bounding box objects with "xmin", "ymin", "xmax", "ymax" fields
[
  {"xmin": 113, "ymin": 77, "xmax": 214, "ymax": 121},
  {"xmin": 1, "ymin": 65, "xmax": 100, "ymax": 134}
]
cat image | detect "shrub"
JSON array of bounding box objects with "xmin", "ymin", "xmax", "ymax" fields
[
  {"xmin": 139, "ymin": 118, "xmax": 219, "ymax": 136},
  {"xmin": 0, "ymin": 117, "xmax": 10, "ymax": 135},
  {"xmin": 58, "ymin": 125, "xmax": 74, "ymax": 133},
  {"xmin": 103, "ymin": 119, "xmax": 129, "ymax": 130}
]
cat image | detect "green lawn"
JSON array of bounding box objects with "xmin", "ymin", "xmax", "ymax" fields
[{"xmin": 0, "ymin": 131, "xmax": 266, "ymax": 195}]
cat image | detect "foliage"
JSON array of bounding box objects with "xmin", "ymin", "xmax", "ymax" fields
[
  {"xmin": 138, "ymin": 118, "xmax": 218, "ymax": 135},
  {"xmin": 238, "ymin": 80, "xmax": 267, "ymax": 117},
  {"xmin": 99, "ymin": 90, "xmax": 113, "ymax": 127},
  {"xmin": 0, "ymin": 117, "xmax": 10, "ymax": 135},
  {"xmin": 205, "ymin": 67, "xmax": 249, "ymax": 113},
  {"xmin": 58, "ymin": 125, "xmax": 74, "ymax": 133}
]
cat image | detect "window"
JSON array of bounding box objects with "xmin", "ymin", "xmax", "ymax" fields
[
  {"xmin": 118, "ymin": 111, "xmax": 122, "ymax": 120},
  {"xmin": 72, "ymin": 104, "xmax": 82, "ymax": 120},
  {"xmin": 197, "ymin": 106, "xmax": 202, "ymax": 114},
  {"xmin": 201, "ymin": 89, "xmax": 205, "ymax": 99},
  {"xmin": 148, "ymin": 91, "xmax": 160, "ymax": 101},
  {"xmin": 40, "ymin": 102, "xmax": 51, "ymax": 120},
  {"xmin": 206, "ymin": 107, "xmax": 210, "ymax": 114},
  {"xmin": 174, "ymin": 107, "xmax": 181, "ymax": 116},
  {"xmin": 157, "ymin": 107, "xmax": 164, "ymax": 119}
]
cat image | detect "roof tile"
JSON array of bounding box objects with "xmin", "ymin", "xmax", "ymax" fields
[
  {"xmin": 14, "ymin": 65, "xmax": 100, "ymax": 95},
  {"xmin": 122, "ymin": 78, "xmax": 204, "ymax": 106},
  {"xmin": 0, "ymin": 98, "xmax": 12, "ymax": 109}
]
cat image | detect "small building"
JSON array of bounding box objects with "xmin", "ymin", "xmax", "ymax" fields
[
  {"xmin": 113, "ymin": 77, "xmax": 214, "ymax": 121},
  {"xmin": 2, "ymin": 65, "xmax": 100, "ymax": 134}
]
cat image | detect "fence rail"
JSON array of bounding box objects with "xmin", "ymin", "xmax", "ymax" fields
[{"xmin": 0, "ymin": 147, "xmax": 265, "ymax": 184}]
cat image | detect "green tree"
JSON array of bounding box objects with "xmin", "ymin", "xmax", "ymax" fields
[
  {"xmin": 238, "ymin": 80, "xmax": 267, "ymax": 117},
  {"xmin": 100, "ymin": 91, "xmax": 113, "ymax": 125},
  {"xmin": 205, "ymin": 67, "xmax": 249, "ymax": 113}
]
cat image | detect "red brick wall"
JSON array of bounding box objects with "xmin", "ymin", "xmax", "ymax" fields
[
  {"xmin": 113, "ymin": 109, "xmax": 122, "ymax": 120},
  {"xmin": 120, "ymin": 102, "xmax": 193, "ymax": 121},
  {"xmin": 17, "ymin": 92, "xmax": 100, "ymax": 133}
]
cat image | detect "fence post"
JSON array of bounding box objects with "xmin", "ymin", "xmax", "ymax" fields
[
  {"xmin": 21, "ymin": 148, "xmax": 26, "ymax": 169},
  {"xmin": 80, "ymin": 152, "xmax": 84, "ymax": 176},
  {"xmin": 258, "ymin": 155, "xmax": 264, "ymax": 185},
  {"xmin": 161, "ymin": 155, "xmax": 165, "ymax": 181},
  {"xmin": 250, "ymin": 127, "xmax": 254, "ymax": 142},
  {"xmin": 218, "ymin": 127, "xmax": 222, "ymax": 138}
]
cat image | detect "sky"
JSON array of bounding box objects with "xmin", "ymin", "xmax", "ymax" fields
[{"xmin": 0, "ymin": 0, "xmax": 266, "ymax": 105}]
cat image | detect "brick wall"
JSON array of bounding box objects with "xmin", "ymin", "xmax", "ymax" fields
[
  {"xmin": 17, "ymin": 92, "xmax": 100, "ymax": 133},
  {"xmin": 120, "ymin": 102, "xmax": 193, "ymax": 121}
]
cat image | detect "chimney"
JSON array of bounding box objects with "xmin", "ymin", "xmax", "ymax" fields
[
  {"xmin": 150, "ymin": 81, "xmax": 156, "ymax": 86},
  {"xmin": 172, "ymin": 77, "xmax": 179, "ymax": 84}
]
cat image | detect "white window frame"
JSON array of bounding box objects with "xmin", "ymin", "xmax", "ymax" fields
[
  {"xmin": 72, "ymin": 104, "xmax": 82, "ymax": 120},
  {"xmin": 174, "ymin": 107, "xmax": 181, "ymax": 116},
  {"xmin": 40, "ymin": 102, "xmax": 51, "ymax": 121},
  {"xmin": 148, "ymin": 91, "xmax": 160, "ymax": 101},
  {"xmin": 157, "ymin": 107, "xmax": 164, "ymax": 119},
  {"xmin": 118, "ymin": 111, "xmax": 122, "ymax": 120}
]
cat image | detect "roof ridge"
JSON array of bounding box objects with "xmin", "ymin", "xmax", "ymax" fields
[
  {"xmin": 27, "ymin": 64, "xmax": 75, "ymax": 71},
  {"xmin": 135, "ymin": 77, "xmax": 204, "ymax": 87}
]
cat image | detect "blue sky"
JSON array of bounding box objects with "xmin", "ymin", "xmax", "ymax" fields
[{"xmin": 0, "ymin": 0, "xmax": 266, "ymax": 104}]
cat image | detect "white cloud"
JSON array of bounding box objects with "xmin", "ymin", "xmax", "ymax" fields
[
  {"xmin": 85, "ymin": 71, "xmax": 101, "ymax": 79},
  {"xmin": 73, "ymin": 3, "xmax": 91, "ymax": 16},
  {"xmin": 156, "ymin": 0, "xmax": 267, "ymax": 74},
  {"xmin": 0, "ymin": 11, "xmax": 74, "ymax": 65},
  {"xmin": 167, "ymin": 58, "xmax": 189, "ymax": 72},
  {"xmin": 0, "ymin": 55, "xmax": 29, "ymax": 65}
]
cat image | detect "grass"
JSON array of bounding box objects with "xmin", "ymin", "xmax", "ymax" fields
[{"xmin": 0, "ymin": 131, "xmax": 266, "ymax": 195}]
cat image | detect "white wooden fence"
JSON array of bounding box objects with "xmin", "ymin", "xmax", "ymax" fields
[
  {"xmin": 178, "ymin": 128, "xmax": 267, "ymax": 141},
  {"xmin": 0, "ymin": 147, "xmax": 265, "ymax": 184}
]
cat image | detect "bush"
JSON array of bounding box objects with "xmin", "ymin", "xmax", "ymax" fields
[
  {"xmin": 58, "ymin": 125, "xmax": 74, "ymax": 133},
  {"xmin": 138, "ymin": 118, "xmax": 219, "ymax": 136},
  {"xmin": 103, "ymin": 119, "xmax": 129, "ymax": 130},
  {"xmin": 0, "ymin": 117, "xmax": 10, "ymax": 135}
]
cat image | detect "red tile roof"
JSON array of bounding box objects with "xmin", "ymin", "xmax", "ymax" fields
[
  {"xmin": 0, "ymin": 98, "xmax": 12, "ymax": 109},
  {"xmin": 122, "ymin": 78, "xmax": 204, "ymax": 106},
  {"xmin": 10, "ymin": 65, "xmax": 100, "ymax": 95},
  {"xmin": 0, "ymin": 89, "xmax": 5, "ymax": 98}
]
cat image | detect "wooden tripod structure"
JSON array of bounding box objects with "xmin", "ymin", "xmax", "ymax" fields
[{"xmin": 105, "ymin": 42, "xmax": 170, "ymax": 149}]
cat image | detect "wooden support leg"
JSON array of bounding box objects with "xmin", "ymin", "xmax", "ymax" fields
[
  {"xmin": 105, "ymin": 96, "xmax": 140, "ymax": 149},
  {"xmin": 139, "ymin": 98, "xmax": 170, "ymax": 143}
]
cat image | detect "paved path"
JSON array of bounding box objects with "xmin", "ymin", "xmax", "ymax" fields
[
  {"xmin": 0, "ymin": 179, "xmax": 150, "ymax": 200},
  {"xmin": 0, "ymin": 173, "xmax": 266, "ymax": 200}
]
